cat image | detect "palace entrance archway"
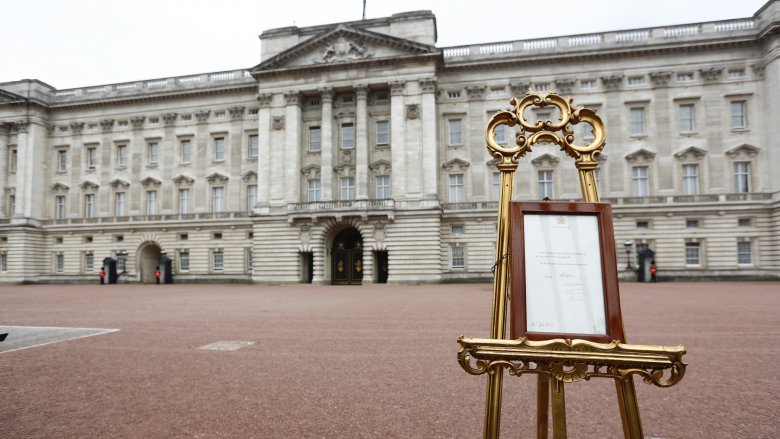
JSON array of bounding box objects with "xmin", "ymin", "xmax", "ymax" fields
[
  {"xmin": 331, "ymin": 228, "xmax": 363, "ymax": 285},
  {"xmin": 138, "ymin": 242, "xmax": 162, "ymax": 284}
]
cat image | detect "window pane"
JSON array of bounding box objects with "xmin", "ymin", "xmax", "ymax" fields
[
  {"xmin": 630, "ymin": 108, "xmax": 645, "ymax": 135},
  {"xmin": 55, "ymin": 196, "xmax": 65, "ymax": 219},
  {"xmin": 58, "ymin": 151, "xmax": 68, "ymax": 171},
  {"xmin": 375, "ymin": 175, "xmax": 390, "ymax": 199},
  {"xmin": 341, "ymin": 124, "xmax": 354, "ymax": 149},
  {"xmin": 87, "ymin": 148, "xmax": 97, "ymax": 168},
  {"xmin": 449, "ymin": 174, "xmax": 464, "ymax": 202},
  {"xmin": 179, "ymin": 250, "xmax": 190, "ymax": 271},
  {"xmin": 309, "ymin": 127, "xmax": 321, "ymax": 151},
  {"xmin": 179, "ymin": 189, "xmax": 189, "ymax": 214},
  {"xmin": 632, "ymin": 166, "xmax": 649, "ymax": 196},
  {"xmin": 538, "ymin": 170, "xmax": 554, "ymax": 199},
  {"xmin": 85, "ymin": 194, "xmax": 95, "ymax": 218},
  {"xmin": 685, "ymin": 243, "xmax": 700, "ymax": 265},
  {"xmin": 734, "ymin": 162, "xmax": 750, "ymax": 193},
  {"xmin": 148, "ymin": 143, "xmax": 158, "ymax": 164},
  {"xmin": 181, "ymin": 140, "xmax": 191, "ymax": 162},
  {"xmin": 247, "ymin": 184, "xmax": 257, "ymax": 210},
  {"xmin": 308, "ymin": 179, "xmax": 321, "ymax": 202},
  {"xmin": 213, "ymin": 250, "xmax": 223, "ymax": 271},
  {"xmin": 248, "ymin": 135, "xmax": 259, "ymax": 158},
  {"xmin": 117, "ymin": 145, "xmax": 127, "ymax": 166},
  {"xmin": 214, "ymin": 138, "xmax": 225, "ymax": 160},
  {"xmin": 147, "ymin": 191, "xmax": 157, "ymax": 215},
  {"xmin": 682, "ymin": 164, "xmax": 698, "ymax": 195},
  {"xmin": 451, "ymin": 246, "xmax": 465, "ymax": 268},
  {"xmin": 85, "ymin": 254, "xmax": 94, "ymax": 272},
  {"xmin": 376, "ymin": 121, "xmax": 389, "ymax": 145},
  {"xmin": 448, "ymin": 119, "xmax": 462, "ymax": 145},
  {"xmin": 679, "ymin": 104, "xmax": 695, "ymax": 132},
  {"xmin": 737, "ymin": 241, "xmax": 752, "ymax": 264},
  {"xmin": 212, "ymin": 187, "xmax": 224, "ymax": 212},
  {"xmin": 115, "ymin": 193, "xmax": 126, "ymax": 216},
  {"xmin": 730, "ymin": 101, "xmax": 746, "ymax": 128},
  {"xmin": 340, "ymin": 177, "xmax": 355, "ymax": 200}
]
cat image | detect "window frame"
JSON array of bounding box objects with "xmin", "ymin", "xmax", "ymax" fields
[
  {"xmin": 449, "ymin": 173, "xmax": 465, "ymax": 203},
  {"xmin": 375, "ymin": 120, "xmax": 389, "ymax": 146},
  {"xmin": 632, "ymin": 166, "xmax": 649, "ymax": 197},
  {"xmin": 448, "ymin": 119, "xmax": 463, "ymax": 146}
]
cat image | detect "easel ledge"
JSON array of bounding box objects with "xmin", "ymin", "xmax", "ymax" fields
[{"xmin": 458, "ymin": 336, "xmax": 686, "ymax": 387}]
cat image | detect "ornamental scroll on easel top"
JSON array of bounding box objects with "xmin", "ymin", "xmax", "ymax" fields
[{"xmin": 485, "ymin": 92, "xmax": 605, "ymax": 176}]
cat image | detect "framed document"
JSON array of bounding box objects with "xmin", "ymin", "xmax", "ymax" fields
[{"xmin": 509, "ymin": 202, "xmax": 625, "ymax": 343}]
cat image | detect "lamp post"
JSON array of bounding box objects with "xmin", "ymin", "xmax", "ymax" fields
[
  {"xmin": 624, "ymin": 240, "xmax": 634, "ymax": 269},
  {"xmin": 117, "ymin": 250, "xmax": 128, "ymax": 274}
]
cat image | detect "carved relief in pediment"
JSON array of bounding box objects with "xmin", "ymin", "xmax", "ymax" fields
[{"xmin": 316, "ymin": 36, "xmax": 373, "ymax": 64}]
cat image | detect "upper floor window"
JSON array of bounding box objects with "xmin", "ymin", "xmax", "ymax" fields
[
  {"xmin": 146, "ymin": 190, "xmax": 157, "ymax": 215},
  {"xmin": 116, "ymin": 145, "xmax": 128, "ymax": 167},
  {"xmin": 677, "ymin": 73, "xmax": 694, "ymax": 82},
  {"xmin": 685, "ymin": 242, "xmax": 701, "ymax": 265},
  {"xmin": 341, "ymin": 123, "xmax": 354, "ymax": 149},
  {"xmin": 55, "ymin": 195, "xmax": 66, "ymax": 219},
  {"xmin": 246, "ymin": 184, "xmax": 257, "ymax": 211},
  {"xmin": 308, "ymin": 179, "xmax": 321, "ymax": 202},
  {"xmin": 179, "ymin": 188, "xmax": 190, "ymax": 214},
  {"xmin": 248, "ymin": 134, "xmax": 259, "ymax": 158},
  {"xmin": 580, "ymin": 79, "xmax": 597, "ymax": 89},
  {"xmin": 448, "ymin": 119, "xmax": 463, "ymax": 145},
  {"xmin": 8, "ymin": 195, "xmax": 15, "ymax": 217},
  {"xmin": 538, "ymin": 170, "xmax": 554, "ymax": 199},
  {"xmin": 115, "ymin": 192, "xmax": 126, "ymax": 216},
  {"xmin": 632, "ymin": 166, "xmax": 649, "ymax": 196},
  {"xmin": 214, "ymin": 137, "xmax": 225, "ymax": 161},
  {"xmin": 492, "ymin": 172, "xmax": 500, "ymax": 201},
  {"xmin": 629, "ymin": 108, "xmax": 646, "ymax": 135},
  {"xmin": 57, "ymin": 150, "xmax": 68, "ymax": 172},
  {"xmin": 309, "ymin": 127, "xmax": 321, "ymax": 151},
  {"xmin": 494, "ymin": 124, "xmax": 507, "ymax": 145},
  {"xmin": 8, "ymin": 147, "xmax": 17, "ymax": 173},
  {"xmin": 340, "ymin": 177, "xmax": 355, "ymax": 201},
  {"xmin": 147, "ymin": 142, "xmax": 158, "ymax": 165},
  {"xmin": 180, "ymin": 139, "xmax": 192, "ymax": 163},
  {"xmin": 449, "ymin": 174, "xmax": 464, "ymax": 202},
  {"xmin": 84, "ymin": 194, "xmax": 95, "ymax": 218},
  {"xmin": 376, "ymin": 120, "xmax": 389, "ymax": 145},
  {"xmin": 627, "ymin": 76, "xmax": 645, "ymax": 86},
  {"xmin": 212, "ymin": 187, "xmax": 225, "ymax": 213},
  {"xmin": 682, "ymin": 164, "xmax": 699, "ymax": 195},
  {"xmin": 86, "ymin": 147, "xmax": 97, "ymax": 169},
  {"xmin": 730, "ymin": 101, "xmax": 747, "ymax": 129},
  {"xmin": 679, "ymin": 104, "xmax": 695, "ymax": 133},
  {"xmin": 734, "ymin": 162, "xmax": 750, "ymax": 193},
  {"xmin": 375, "ymin": 175, "xmax": 390, "ymax": 199},
  {"xmin": 737, "ymin": 241, "xmax": 753, "ymax": 265},
  {"xmin": 728, "ymin": 69, "xmax": 746, "ymax": 79}
]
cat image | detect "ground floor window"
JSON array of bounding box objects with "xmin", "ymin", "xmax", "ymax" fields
[
  {"xmin": 685, "ymin": 242, "xmax": 701, "ymax": 266},
  {"xmin": 212, "ymin": 249, "xmax": 224, "ymax": 272},
  {"xmin": 179, "ymin": 250, "xmax": 190, "ymax": 272},
  {"xmin": 737, "ymin": 240, "xmax": 752, "ymax": 265},
  {"xmin": 85, "ymin": 253, "xmax": 94, "ymax": 272},
  {"xmin": 451, "ymin": 245, "xmax": 465, "ymax": 269}
]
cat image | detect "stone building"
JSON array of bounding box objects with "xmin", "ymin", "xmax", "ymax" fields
[{"xmin": 1, "ymin": 2, "xmax": 779, "ymax": 284}]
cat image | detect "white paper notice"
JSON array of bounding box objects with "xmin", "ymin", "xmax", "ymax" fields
[{"xmin": 523, "ymin": 213, "xmax": 606, "ymax": 335}]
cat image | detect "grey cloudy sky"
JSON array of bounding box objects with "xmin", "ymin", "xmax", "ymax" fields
[{"xmin": 0, "ymin": 0, "xmax": 769, "ymax": 89}]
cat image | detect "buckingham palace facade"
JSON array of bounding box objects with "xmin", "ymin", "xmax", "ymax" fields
[{"xmin": 1, "ymin": 3, "xmax": 779, "ymax": 284}]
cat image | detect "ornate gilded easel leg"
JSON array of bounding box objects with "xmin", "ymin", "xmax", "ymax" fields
[
  {"xmin": 484, "ymin": 369, "xmax": 504, "ymax": 438},
  {"xmin": 551, "ymin": 379, "xmax": 567, "ymax": 439},
  {"xmin": 536, "ymin": 375, "xmax": 550, "ymax": 439},
  {"xmin": 615, "ymin": 377, "xmax": 643, "ymax": 439}
]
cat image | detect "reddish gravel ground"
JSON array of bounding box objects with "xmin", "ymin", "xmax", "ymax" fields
[{"xmin": 0, "ymin": 282, "xmax": 778, "ymax": 439}]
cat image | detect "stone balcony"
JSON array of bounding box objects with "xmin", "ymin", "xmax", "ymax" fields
[
  {"xmin": 285, "ymin": 199, "xmax": 396, "ymax": 222},
  {"xmin": 38, "ymin": 210, "xmax": 253, "ymax": 227}
]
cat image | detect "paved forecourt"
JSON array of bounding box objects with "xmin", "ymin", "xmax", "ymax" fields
[{"xmin": 1, "ymin": 282, "xmax": 778, "ymax": 438}]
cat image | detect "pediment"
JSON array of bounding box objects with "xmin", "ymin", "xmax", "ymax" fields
[
  {"xmin": 442, "ymin": 158, "xmax": 470, "ymax": 172},
  {"xmin": 0, "ymin": 89, "xmax": 25, "ymax": 104},
  {"xmin": 674, "ymin": 146, "xmax": 708, "ymax": 160},
  {"xmin": 625, "ymin": 148, "xmax": 657, "ymax": 162},
  {"xmin": 51, "ymin": 182, "xmax": 70, "ymax": 192},
  {"xmin": 172, "ymin": 174, "xmax": 195, "ymax": 185},
  {"xmin": 725, "ymin": 144, "xmax": 760, "ymax": 158},
  {"xmin": 109, "ymin": 178, "xmax": 130, "ymax": 189},
  {"xmin": 206, "ymin": 172, "xmax": 229, "ymax": 184},
  {"xmin": 242, "ymin": 170, "xmax": 258, "ymax": 182},
  {"xmin": 140, "ymin": 176, "xmax": 162, "ymax": 187},
  {"xmin": 301, "ymin": 164, "xmax": 321, "ymax": 178},
  {"xmin": 531, "ymin": 153, "xmax": 561, "ymax": 167},
  {"xmin": 80, "ymin": 180, "xmax": 99, "ymax": 191},
  {"xmin": 252, "ymin": 25, "xmax": 437, "ymax": 73},
  {"xmin": 369, "ymin": 159, "xmax": 391, "ymax": 173}
]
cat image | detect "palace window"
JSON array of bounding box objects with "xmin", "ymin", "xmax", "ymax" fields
[
  {"xmin": 179, "ymin": 188, "xmax": 190, "ymax": 214},
  {"xmin": 179, "ymin": 250, "xmax": 190, "ymax": 272},
  {"xmin": 738, "ymin": 218, "xmax": 752, "ymax": 227},
  {"xmin": 146, "ymin": 190, "xmax": 157, "ymax": 215},
  {"xmin": 341, "ymin": 123, "xmax": 354, "ymax": 149},
  {"xmin": 451, "ymin": 245, "xmax": 465, "ymax": 268},
  {"xmin": 84, "ymin": 194, "xmax": 95, "ymax": 218},
  {"xmin": 627, "ymin": 76, "xmax": 645, "ymax": 85},
  {"xmin": 85, "ymin": 253, "xmax": 94, "ymax": 273},
  {"xmin": 580, "ymin": 79, "xmax": 597, "ymax": 89},
  {"xmin": 247, "ymin": 184, "xmax": 257, "ymax": 211},
  {"xmin": 55, "ymin": 196, "xmax": 66, "ymax": 219},
  {"xmin": 8, "ymin": 195, "xmax": 15, "ymax": 217},
  {"xmin": 214, "ymin": 137, "xmax": 225, "ymax": 161},
  {"xmin": 685, "ymin": 242, "xmax": 701, "ymax": 265},
  {"xmin": 632, "ymin": 166, "xmax": 649, "ymax": 196},
  {"xmin": 376, "ymin": 120, "xmax": 389, "ymax": 145},
  {"xmin": 677, "ymin": 73, "xmax": 694, "ymax": 82},
  {"xmin": 375, "ymin": 175, "xmax": 390, "ymax": 199},
  {"xmin": 55, "ymin": 254, "xmax": 65, "ymax": 273},
  {"xmin": 309, "ymin": 127, "xmax": 321, "ymax": 151},
  {"xmin": 212, "ymin": 249, "xmax": 224, "ymax": 272},
  {"xmin": 148, "ymin": 142, "xmax": 159, "ymax": 165},
  {"xmin": 0, "ymin": 253, "xmax": 6, "ymax": 272},
  {"xmin": 686, "ymin": 219, "xmax": 699, "ymax": 229},
  {"xmin": 8, "ymin": 147, "xmax": 17, "ymax": 173},
  {"xmin": 212, "ymin": 187, "xmax": 225, "ymax": 213},
  {"xmin": 340, "ymin": 177, "xmax": 355, "ymax": 201},
  {"xmin": 449, "ymin": 174, "xmax": 464, "ymax": 202},
  {"xmin": 494, "ymin": 124, "xmax": 507, "ymax": 145},
  {"xmin": 492, "ymin": 172, "xmax": 500, "ymax": 201},
  {"xmin": 538, "ymin": 170, "xmax": 554, "ymax": 199},
  {"xmin": 180, "ymin": 139, "xmax": 192, "ymax": 163},
  {"xmin": 682, "ymin": 164, "xmax": 699, "ymax": 195},
  {"xmin": 116, "ymin": 144, "xmax": 128, "ymax": 167},
  {"xmin": 247, "ymin": 249, "xmax": 254, "ymax": 274},
  {"xmin": 734, "ymin": 162, "xmax": 750, "ymax": 193},
  {"xmin": 448, "ymin": 119, "xmax": 463, "ymax": 145},
  {"xmin": 86, "ymin": 147, "xmax": 97, "ymax": 169},
  {"xmin": 730, "ymin": 100, "xmax": 747, "ymax": 129},
  {"xmin": 57, "ymin": 150, "xmax": 68, "ymax": 172},
  {"xmin": 728, "ymin": 69, "xmax": 746, "ymax": 79},
  {"xmin": 308, "ymin": 179, "xmax": 321, "ymax": 202},
  {"xmin": 629, "ymin": 108, "xmax": 646, "ymax": 135},
  {"xmin": 248, "ymin": 134, "xmax": 258, "ymax": 158},
  {"xmin": 115, "ymin": 192, "xmax": 126, "ymax": 216},
  {"xmin": 737, "ymin": 241, "xmax": 753, "ymax": 265},
  {"xmin": 679, "ymin": 104, "xmax": 695, "ymax": 133}
]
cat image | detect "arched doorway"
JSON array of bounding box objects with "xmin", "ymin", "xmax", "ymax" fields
[
  {"xmin": 332, "ymin": 228, "xmax": 363, "ymax": 285},
  {"xmin": 138, "ymin": 242, "xmax": 162, "ymax": 284}
]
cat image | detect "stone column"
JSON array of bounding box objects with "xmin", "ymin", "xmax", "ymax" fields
[
  {"xmin": 256, "ymin": 93, "xmax": 272, "ymax": 214},
  {"xmin": 390, "ymin": 81, "xmax": 406, "ymax": 198},
  {"xmin": 0, "ymin": 123, "xmax": 8, "ymax": 217},
  {"xmin": 320, "ymin": 88, "xmax": 334, "ymax": 201},
  {"xmin": 284, "ymin": 91, "xmax": 302, "ymax": 204},
  {"xmin": 355, "ymin": 83, "xmax": 369, "ymax": 200},
  {"xmin": 420, "ymin": 78, "xmax": 438, "ymax": 201},
  {"xmin": 13, "ymin": 121, "xmax": 30, "ymax": 218}
]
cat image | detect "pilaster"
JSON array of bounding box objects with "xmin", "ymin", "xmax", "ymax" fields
[
  {"xmin": 284, "ymin": 90, "xmax": 302, "ymax": 204},
  {"xmin": 320, "ymin": 88, "xmax": 334, "ymax": 201},
  {"xmin": 256, "ymin": 93, "xmax": 272, "ymax": 214},
  {"xmin": 0, "ymin": 123, "xmax": 8, "ymax": 217},
  {"xmin": 420, "ymin": 78, "xmax": 438, "ymax": 200},
  {"xmin": 390, "ymin": 80, "xmax": 406, "ymax": 198},
  {"xmin": 355, "ymin": 83, "xmax": 369, "ymax": 200}
]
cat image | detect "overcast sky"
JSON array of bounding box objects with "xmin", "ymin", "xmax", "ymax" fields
[{"xmin": 0, "ymin": 0, "xmax": 769, "ymax": 89}]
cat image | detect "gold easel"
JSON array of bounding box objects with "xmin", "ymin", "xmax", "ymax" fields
[{"xmin": 459, "ymin": 92, "xmax": 686, "ymax": 438}]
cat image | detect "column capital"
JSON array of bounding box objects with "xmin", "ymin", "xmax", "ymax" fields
[
  {"xmin": 69, "ymin": 121, "xmax": 85, "ymax": 134},
  {"xmin": 162, "ymin": 112, "xmax": 178, "ymax": 126},
  {"xmin": 130, "ymin": 116, "xmax": 146, "ymax": 130},
  {"xmin": 228, "ymin": 106, "xmax": 245, "ymax": 120},
  {"xmin": 15, "ymin": 121, "xmax": 30, "ymax": 134},
  {"xmin": 195, "ymin": 110, "xmax": 210, "ymax": 123},
  {"xmin": 390, "ymin": 80, "xmax": 406, "ymax": 96},
  {"xmin": 354, "ymin": 83, "xmax": 369, "ymax": 99},
  {"xmin": 99, "ymin": 119, "xmax": 114, "ymax": 132},
  {"xmin": 284, "ymin": 90, "xmax": 301, "ymax": 106},
  {"xmin": 319, "ymin": 87, "xmax": 334, "ymax": 103},
  {"xmin": 257, "ymin": 93, "xmax": 273, "ymax": 108},
  {"xmin": 419, "ymin": 77, "xmax": 437, "ymax": 93}
]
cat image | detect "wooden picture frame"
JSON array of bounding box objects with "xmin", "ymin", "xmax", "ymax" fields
[{"xmin": 509, "ymin": 201, "xmax": 625, "ymax": 343}]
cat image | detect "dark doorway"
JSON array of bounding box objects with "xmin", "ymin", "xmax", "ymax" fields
[
  {"xmin": 637, "ymin": 248, "xmax": 656, "ymax": 282},
  {"xmin": 374, "ymin": 250, "xmax": 388, "ymax": 284},
  {"xmin": 300, "ymin": 252, "xmax": 314, "ymax": 284},
  {"xmin": 332, "ymin": 228, "xmax": 363, "ymax": 285},
  {"xmin": 138, "ymin": 243, "xmax": 162, "ymax": 284}
]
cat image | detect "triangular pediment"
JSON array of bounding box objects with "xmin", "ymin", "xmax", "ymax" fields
[
  {"xmin": 172, "ymin": 174, "xmax": 195, "ymax": 185},
  {"xmin": 531, "ymin": 153, "xmax": 561, "ymax": 166},
  {"xmin": 51, "ymin": 182, "xmax": 70, "ymax": 192},
  {"xmin": 625, "ymin": 148, "xmax": 657, "ymax": 162},
  {"xmin": 242, "ymin": 170, "xmax": 258, "ymax": 182},
  {"xmin": 140, "ymin": 176, "xmax": 162, "ymax": 187},
  {"xmin": 109, "ymin": 178, "xmax": 130, "ymax": 189},
  {"xmin": 206, "ymin": 172, "xmax": 229, "ymax": 184},
  {"xmin": 0, "ymin": 89, "xmax": 25, "ymax": 104},
  {"xmin": 674, "ymin": 146, "xmax": 707, "ymax": 160},
  {"xmin": 442, "ymin": 158, "xmax": 470, "ymax": 171},
  {"xmin": 725, "ymin": 144, "xmax": 760, "ymax": 158},
  {"xmin": 252, "ymin": 25, "xmax": 437, "ymax": 73}
]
